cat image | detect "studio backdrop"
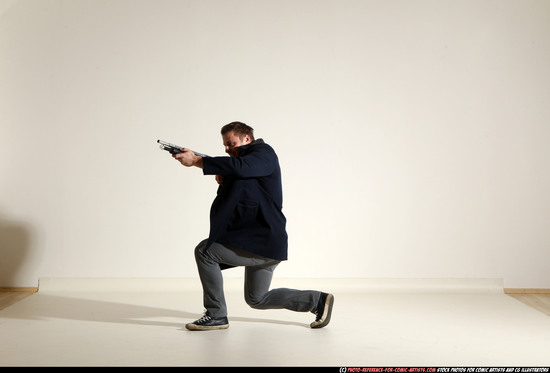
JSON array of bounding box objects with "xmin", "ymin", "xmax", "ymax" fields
[{"xmin": 1, "ymin": 0, "xmax": 549, "ymax": 288}]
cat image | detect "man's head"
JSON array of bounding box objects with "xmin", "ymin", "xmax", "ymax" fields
[{"xmin": 221, "ymin": 121, "xmax": 254, "ymax": 157}]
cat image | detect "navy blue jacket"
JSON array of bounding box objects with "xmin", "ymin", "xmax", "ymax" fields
[{"xmin": 202, "ymin": 139, "xmax": 288, "ymax": 261}]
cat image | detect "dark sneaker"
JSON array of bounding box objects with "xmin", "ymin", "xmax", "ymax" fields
[
  {"xmin": 186, "ymin": 314, "xmax": 229, "ymax": 331},
  {"xmin": 310, "ymin": 293, "xmax": 334, "ymax": 329}
]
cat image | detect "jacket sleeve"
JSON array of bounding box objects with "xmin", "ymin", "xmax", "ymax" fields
[{"xmin": 202, "ymin": 145, "xmax": 275, "ymax": 178}]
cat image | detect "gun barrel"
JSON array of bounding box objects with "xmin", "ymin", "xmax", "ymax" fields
[
  {"xmin": 157, "ymin": 139, "xmax": 180, "ymax": 148},
  {"xmin": 157, "ymin": 139, "xmax": 209, "ymax": 157}
]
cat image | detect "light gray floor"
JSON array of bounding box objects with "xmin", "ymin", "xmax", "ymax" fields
[{"xmin": 1, "ymin": 278, "xmax": 550, "ymax": 367}]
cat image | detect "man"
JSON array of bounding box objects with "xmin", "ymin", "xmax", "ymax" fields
[{"xmin": 173, "ymin": 121, "xmax": 334, "ymax": 330}]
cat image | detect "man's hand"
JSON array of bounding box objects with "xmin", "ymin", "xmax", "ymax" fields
[
  {"xmin": 215, "ymin": 175, "xmax": 224, "ymax": 185},
  {"xmin": 173, "ymin": 148, "xmax": 203, "ymax": 168}
]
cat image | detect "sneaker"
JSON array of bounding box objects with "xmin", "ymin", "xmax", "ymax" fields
[
  {"xmin": 186, "ymin": 314, "xmax": 229, "ymax": 331},
  {"xmin": 310, "ymin": 293, "xmax": 334, "ymax": 329}
]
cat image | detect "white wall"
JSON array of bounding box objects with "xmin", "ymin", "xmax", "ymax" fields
[{"xmin": 1, "ymin": 0, "xmax": 549, "ymax": 288}]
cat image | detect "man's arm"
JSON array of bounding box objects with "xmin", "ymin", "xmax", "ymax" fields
[
  {"xmin": 202, "ymin": 146, "xmax": 275, "ymax": 178},
  {"xmin": 173, "ymin": 149, "xmax": 204, "ymax": 169}
]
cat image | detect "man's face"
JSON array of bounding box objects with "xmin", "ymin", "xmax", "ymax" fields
[{"xmin": 223, "ymin": 131, "xmax": 251, "ymax": 157}]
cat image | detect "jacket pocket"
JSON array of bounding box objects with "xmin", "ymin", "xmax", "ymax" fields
[{"xmin": 228, "ymin": 200, "xmax": 259, "ymax": 231}]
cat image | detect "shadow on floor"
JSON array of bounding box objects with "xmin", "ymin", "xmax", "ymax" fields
[{"xmin": 1, "ymin": 293, "xmax": 308, "ymax": 328}]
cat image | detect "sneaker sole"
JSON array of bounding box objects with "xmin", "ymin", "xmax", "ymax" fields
[
  {"xmin": 310, "ymin": 293, "xmax": 334, "ymax": 329},
  {"xmin": 185, "ymin": 323, "xmax": 229, "ymax": 331}
]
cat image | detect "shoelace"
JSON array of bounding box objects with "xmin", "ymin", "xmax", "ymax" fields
[
  {"xmin": 196, "ymin": 315, "xmax": 212, "ymax": 324},
  {"xmin": 314, "ymin": 310, "xmax": 322, "ymax": 321}
]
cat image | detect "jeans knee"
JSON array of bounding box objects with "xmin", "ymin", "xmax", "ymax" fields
[{"xmin": 194, "ymin": 239, "xmax": 209, "ymax": 262}]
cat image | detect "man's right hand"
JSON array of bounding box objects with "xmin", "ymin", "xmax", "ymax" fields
[{"xmin": 173, "ymin": 148, "xmax": 203, "ymax": 168}]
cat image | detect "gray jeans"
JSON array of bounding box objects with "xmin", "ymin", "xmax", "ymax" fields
[{"xmin": 195, "ymin": 239, "xmax": 321, "ymax": 318}]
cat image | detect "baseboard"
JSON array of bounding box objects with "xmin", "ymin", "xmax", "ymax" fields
[
  {"xmin": 8, "ymin": 280, "xmax": 545, "ymax": 295},
  {"xmin": 36, "ymin": 277, "xmax": 505, "ymax": 294},
  {"xmin": 504, "ymin": 288, "xmax": 550, "ymax": 294},
  {"xmin": 9, "ymin": 284, "xmax": 549, "ymax": 295},
  {"xmin": 0, "ymin": 287, "xmax": 38, "ymax": 292}
]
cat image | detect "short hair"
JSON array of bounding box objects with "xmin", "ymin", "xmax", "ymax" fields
[{"xmin": 221, "ymin": 121, "xmax": 255, "ymax": 141}]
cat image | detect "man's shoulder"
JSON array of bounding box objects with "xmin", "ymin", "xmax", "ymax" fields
[{"xmin": 243, "ymin": 139, "xmax": 276, "ymax": 154}]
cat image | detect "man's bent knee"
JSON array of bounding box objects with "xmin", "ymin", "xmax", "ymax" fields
[
  {"xmin": 245, "ymin": 293, "xmax": 267, "ymax": 309},
  {"xmin": 194, "ymin": 239, "xmax": 209, "ymax": 261}
]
